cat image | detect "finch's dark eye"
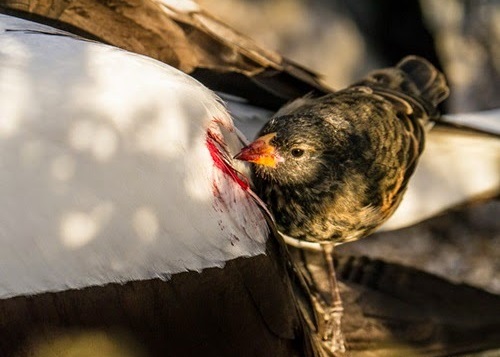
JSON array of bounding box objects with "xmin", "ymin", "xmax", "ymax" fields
[{"xmin": 291, "ymin": 148, "xmax": 305, "ymax": 158}]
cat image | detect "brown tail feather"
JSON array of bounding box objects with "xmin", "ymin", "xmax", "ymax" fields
[
  {"xmin": 396, "ymin": 55, "xmax": 449, "ymax": 107},
  {"xmin": 353, "ymin": 55, "xmax": 449, "ymax": 122}
]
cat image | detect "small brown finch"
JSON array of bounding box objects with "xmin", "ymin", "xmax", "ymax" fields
[{"xmin": 236, "ymin": 56, "xmax": 449, "ymax": 352}]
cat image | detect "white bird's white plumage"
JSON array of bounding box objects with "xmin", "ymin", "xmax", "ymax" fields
[
  {"xmin": 0, "ymin": 14, "xmax": 268, "ymax": 299},
  {"xmin": 440, "ymin": 109, "xmax": 500, "ymax": 136}
]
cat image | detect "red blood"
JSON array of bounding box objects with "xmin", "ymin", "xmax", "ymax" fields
[{"xmin": 206, "ymin": 130, "xmax": 249, "ymax": 190}]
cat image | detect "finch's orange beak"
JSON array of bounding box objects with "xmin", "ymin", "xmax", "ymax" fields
[{"xmin": 234, "ymin": 133, "xmax": 283, "ymax": 168}]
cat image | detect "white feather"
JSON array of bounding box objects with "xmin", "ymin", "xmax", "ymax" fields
[
  {"xmin": 0, "ymin": 14, "xmax": 268, "ymax": 299},
  {"xmin": 440, "ymin": 109, "xmax": 500, "ymax": 136}
]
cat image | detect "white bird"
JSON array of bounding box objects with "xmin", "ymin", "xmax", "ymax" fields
[
  {"xmin": 0, "ymin": 13, "xmax": 321, "ymax": 357},
  {"xmin": 0, "ymin": 13, "xmax": 274, "ymax": 298}
]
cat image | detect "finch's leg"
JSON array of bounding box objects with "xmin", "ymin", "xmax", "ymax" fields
[{"xmin": 322, "ymin": 243, "xmax": 346, "ymax": 354}]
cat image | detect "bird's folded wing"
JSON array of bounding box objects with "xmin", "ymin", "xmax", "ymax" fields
[
  {"xmin": 0, "ymin": 0, "xmax": 330, "ymax": 109},
  {"xmin": 290, "ymin": 249, "xmax": 500, "ymax": 357}
]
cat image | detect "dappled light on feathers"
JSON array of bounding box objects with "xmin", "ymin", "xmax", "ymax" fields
[{"xmin": 0, "ymin": 14, "xmax": 269, "ymax": 299}]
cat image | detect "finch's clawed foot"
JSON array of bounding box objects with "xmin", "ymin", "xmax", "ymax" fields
[{"xmin": 323, "ymin": 304, "xmax": 346, "ymax": 354}]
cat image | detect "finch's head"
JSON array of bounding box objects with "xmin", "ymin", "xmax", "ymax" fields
[{"xmin": 235, "ymin": 114, "xmax": 350, "ymax": 186}]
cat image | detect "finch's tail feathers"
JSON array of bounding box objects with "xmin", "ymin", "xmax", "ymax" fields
[
  {"xmin": 396, "ymin": 56, "xmax": 449, "ymax": 108},
  {"xmin": 354, "ymin": 55, "xmax": 449, "ymax": 121}
]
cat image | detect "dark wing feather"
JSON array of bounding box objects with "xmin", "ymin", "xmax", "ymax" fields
[
  {"xmin": 290, "ymin": 247, "xmax": 500, "ymax": 357},
  {"xmin": 0, "ymin": 1, "xmax": 330, "ymax": 109},
  {"xmin": 352, "ymin": 56, "xmax": 449, "ymax": 208}
]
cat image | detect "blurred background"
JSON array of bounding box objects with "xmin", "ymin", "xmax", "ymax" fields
[
  {"xmin": 199, "ymin": 0, "xmax": 500, "ymax": 294},
  {"xmin": 199, "ymin": 0, "xmax": 499, "ymax": 113}
]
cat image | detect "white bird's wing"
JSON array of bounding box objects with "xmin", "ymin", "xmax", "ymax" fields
[
  {"xmin": 440, "ymin": 109, "xmax": 500, "ymax": 136},
  {"xmin": 0, "ymin": 14, "xmax": 269, "ymax": 299}
]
